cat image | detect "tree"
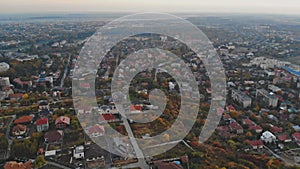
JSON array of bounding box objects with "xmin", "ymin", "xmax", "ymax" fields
[
  {"xmin": 0, "ymin": 135, "xmax": 8, "ymax": 149},
  {"xmin": 163, "ymin": 133, "xmax": 170, "ymax": 142},
  {"xmin": 34, "ymin": 155, "xmax": 46, "ymax": 168},
  {"xmin": 23, "ymin": 93, "xmax": 29, "ymax": 99},
  {"xmin": 230, "ymin": 110, "xmax": 241, "ymax": 119},
  {"xmin": 71, "ymin": 118, "xmax": 80, "ymax": 129},
  {"xmin": 246, "ymin": 131, "xmax": 253, "ymax": 139},
  {"xmin": 228, "ymin": 140, "xmax": 237, "ymax": 150}
]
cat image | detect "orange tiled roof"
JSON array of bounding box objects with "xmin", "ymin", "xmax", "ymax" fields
[
  {"xmin": 4, "ymin": 161, "xmax": 32, "ymax": 169},
  {"xmin": 12, "ymin": 124, "xmax": 28, "ymax": 132},
  {"xmin": 14, "ymin": 116, "xmax": 33, "ymax": 124}
]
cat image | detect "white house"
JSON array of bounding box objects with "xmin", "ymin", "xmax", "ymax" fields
[
  {"xmin": 261, "ymin": 131, "xmax": 276, "ymax": 143},
  {"xmin": 74, "ymin": 145, "xmax": 84, "ymax": 159}
]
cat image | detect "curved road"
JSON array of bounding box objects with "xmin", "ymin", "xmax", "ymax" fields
[{"xmin": 4, "ymin": 115, "xmax": 16, "ymax": 159}]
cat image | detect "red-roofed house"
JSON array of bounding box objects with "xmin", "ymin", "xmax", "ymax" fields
[
  {"xmin": 13, "ymin": 78, "xmax": 32, "ymax": 88},
  {"xmin": 250, "ymin": 140, "xmax": 264, "ymax": 149},
  {"xmin": 44, "ymin": 130, "xmax": 63, "ymax": 144},
  {"xmin": 229, "ymin": 122, "xmax": 243, "ymax": 134},
  {"xmin": 277, "ymin": 134, "xmax": 292, "ymax": 143},
  {"xmin": 4, "ymin": 161, "xmax": 33, "ymax": 169},
  {"xmin": 270, "ymin": 125, "xmax": 283, "ymax": 134},
  {"xmin": 217, "ymin": 126, "xmax": 230, "ymax": 138},
  {"xmin": 36, "ymin": 118, "xmax": 49, "ymax": 132},
  {"xmin": 219, "ymin": 132, "xmax": 231, "ymax": 139},
  {"xmin": 222, "ymin": 113, "xmax": 231, "ymax": 121},
  {"xmin": 98, "ymin": 114, "xmax": 116, "ymax": 123},
  {"xmin": 87, "ymin": 124, "xmax": 105, "ymax": 137},
  {"xmin": 292, "ymin": 132, "xmax": 300, "ymax": 146},
  {"xmin": 12, "ymin": 124, "xmax": 29, "ymax": 136},
  {"xmin": 242, "ymin": 118, "xmax": 255, "ymax": 126},
  {"xmin": 130, "ymin": 105, "xmax": 142, "ymax": 111},
  {"xmin": 14, "ymin": 116, "xmax": 33, "ymax": 125},
  {"xmin": 55, "ymin": 116, "xmax": 70, "ymax": 129},
  {"xmin": 217, "ymin": 126, "xmax": 229, "ymax": 132},
  {"xmin": 249, "ymin": 125, "xmax": 263, "ymax": 133},
  {"xmin": 8, "ymin": 93, "xmax": 24, "ymax": 100},
  {"xmin": 226, "ymin": 105, "xmax": 236, "ymax": 111}
]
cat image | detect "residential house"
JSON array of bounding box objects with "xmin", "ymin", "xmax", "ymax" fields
[
  {"xmin": 85, "ymin": 143, "xmax": 106, "ymax": 168},
  {"xmin": 250, "ymin": 140, "xmax": 264, "ymax": 149},
  {"xmin": 248, "ymin": 124, "xmax": 262, "ymax": 133},
  {"xmin": 38, "ymin": 100, "xmax": 49, "ymax": 111},
  {"xmin": 217, "ymin": 126, "xmax": 231, "ymax": 138},
  {"xmin": 74, "ymin": 145, "xmax": 84, "ymax": 160},
  {"xmin": 242, "ymin": 118, "xmax": 255, "ymax": 126},
  {"xmin": 261, "ymin": 131, "xmax": 276, "ymax": 144},
  {"xmin": 269, "ymin": 124, "xmax": 283, "ymax": 134},
  {"xmin": 12, "ymin": 124, "xmax": 29, "ymax": 137},
  {"xmin": 39, "ymin": 109, "xmax": 52, "ymax": 118},
  {"xmin": 77, "ymin": 106, "xmax": 92, "ymax": 114},
  {"xmin": 36, "ymin": 118, "xmax": 49, "ymax": 132},
  {"xmin": 87, "ymin": 124, "xmax": 105, "ymax": 137},
  {"xmin": 13, "ymin": 78, "xmax": 32, "ymax": 88},
  {"xmin": 98, "ymin": 114, "xmax": 116, "ymax": 123},
  {"xmin": 14, "ymin": 115, "xmax": 34, "ymax": 125},
  {"xmin": 4, "ymin": 161, "xmax": 33, "ymax": 169},
  {"xmin": 44, "ymin": 130, "xmax": 63, "ymax": 144},
  {"xmin": 217, "ymin": 126, "xmax": 229, "ymax": 132},
  {"xmin": 229, "ymin": 122, "xmax": 243, "ymax": 134},
  {"xmin": 226, "ymin": 105, "xmax": 236, "ymax": 112},
  {"xmin": 277, "ymin": 134, "xmax": 292, "ymax": 143},
  {"xmin": 8, "ymin": 93, "xmax": 24, "ymax": 101},
  {"xmin": 222, "ymin": 113, "xmax": 231, "ymax": 121},
  {"xmin": 0, "ymin": 86, "xmax": 13, "ymax": 100},
  {"xmin": 292, "ymin": 125, "xmax": 300, "ymax": 132},
  {"xmin": 55, "ymin": 116, "xmax": 70, "ymax": 129},
  {"xmin": 292, "ymin": 132, "xmax": 300, "ymax": 146}
]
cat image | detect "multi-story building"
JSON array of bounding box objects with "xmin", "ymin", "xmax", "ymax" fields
[
  {"xmin": 231, "ymin": 89, "xmax": 252, "ymax": 108},
  {"xmin": 0, "ymin": 77, "xmax": 10, "ymax": 87},
  {"xmin": 256, "ymin": 89, "xmax": 278, "ymax": 107}
]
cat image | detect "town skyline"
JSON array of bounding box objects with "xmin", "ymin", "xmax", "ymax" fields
[{"xmin": 0, "ymin": 0, "xmax": 300, "ymax": 15}]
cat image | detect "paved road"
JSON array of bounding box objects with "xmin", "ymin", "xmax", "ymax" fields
[
  {"xmin": 120, "ymin": 161, "xmax": 143, "ymax": 169},
  {"xmin": 122, "ymin": 116, "xmax": 149, "ymax": 169},
  {"xmin": 46, "ymin": 161, "xmax": 72, "ymax": 169},
  {"xmin": 4, "ymin": 115, "xmax": 16, "ymax": 159},
  {"xmin": 264, "ymin": 145, "xmax": 298, "ymax": 166},
  {"xmin": 145, "ymin": 140, "xmax": 180, "ymax": 149},
  {"xmin": 60, "ymin": 55, "xmax": 70, "ymax": 88}
]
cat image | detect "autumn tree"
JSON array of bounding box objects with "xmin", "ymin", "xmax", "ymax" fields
[{"xmin": 34, "ymin": 155, "xmax": 46, "ymax": 168}]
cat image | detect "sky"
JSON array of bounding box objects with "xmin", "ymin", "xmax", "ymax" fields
[{"xmin": 0, "ymin": 0, "xmax": 299, "ymax": 15}]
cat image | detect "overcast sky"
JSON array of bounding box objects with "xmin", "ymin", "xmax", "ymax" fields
[{"xmin": 0, "ymin": 0, "xmax": 299, "ymax": 15}]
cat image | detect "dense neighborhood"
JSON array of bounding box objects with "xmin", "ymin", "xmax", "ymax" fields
[{"xmin": 0, "ymin": 13, "xmax": 299, "ymax": 169}]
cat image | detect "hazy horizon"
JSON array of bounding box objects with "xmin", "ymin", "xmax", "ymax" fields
[{"xmin": 0, "ymin": 0, "xmax": 300, "ymax": 15}]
